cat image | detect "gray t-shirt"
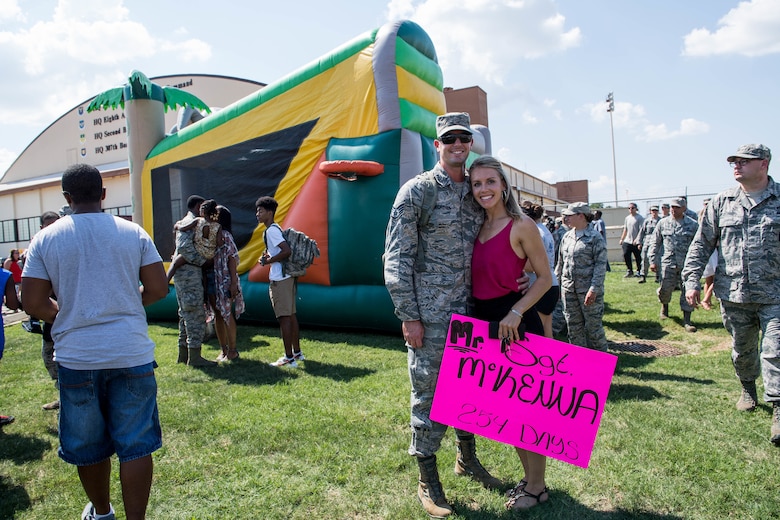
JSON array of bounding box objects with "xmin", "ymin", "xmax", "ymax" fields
[
  {"xmin": 623, "ymin": 213, "xmax": 644, "ymax": 243},
  {"xmin": 23, "ymin": 213, "xmax": 162, "ymax": 370}
]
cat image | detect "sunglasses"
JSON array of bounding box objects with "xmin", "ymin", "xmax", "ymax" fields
[{"xmin": 439, "ymin": 133, "xmax": 473, "ymax": 145}]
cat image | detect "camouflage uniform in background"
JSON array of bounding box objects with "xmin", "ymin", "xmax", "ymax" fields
[
  {"xmin": 648, "ymin": 213, "xmax": 698, "ymax": 314},
  {"xmin": 682, "ymin": 175, "xmax": 780, "ymax": 406},
  {"xmin": 637, "ymin": 210, "xmax": 661, "ymax": 280},
  {"xmin": 555, "ymin": 224, "xmax": 608, "ymax": 351},
  {"xmin": 174, "ymin": 212, "xmax": 207, "ymax": 353},
  {"xmin": 384, "ymin": 163, "xmax": 483, "ymax": 457}
]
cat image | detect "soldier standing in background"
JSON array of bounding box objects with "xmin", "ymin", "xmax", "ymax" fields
[
  {"xmin": 683, "ymin": 144, "xmax": 780, "ymax": 445},
  {"xmin": 172, "ymin": 195, "xmax": 214, "ymax": 367},
  {"xmin": 648, "ymin": 197, "xmax": 698, "ymax": 332},
  {"xmin": 637, "ymin": 205, "xmax": 661, "ymax": 283}
]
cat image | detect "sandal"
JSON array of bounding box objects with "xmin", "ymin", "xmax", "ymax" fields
[
  {"xmin": 505, "ymin": 487, "xmax": 548, "ymax": 511},
  {"xmin": 505, "ymin": 479, "xmax": 527, "ymax": 498}
]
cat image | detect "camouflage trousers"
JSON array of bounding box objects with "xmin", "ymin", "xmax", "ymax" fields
[
  {"xmin": 562, "ymin": 289, "xmax": 608, "ymax": 351},
  {"xmin": 720, "ymin": 300, "xmax": 780, "ymax": 402},
  {"xmin": 640, "ymin": 243, "xmax": 652, "ymax": 277},
  {"xmin": 657, "ymin": 265, "xmax": 694, "ymax": 313},
  {"xmin": 407, "ymin": 322, "xmax": 469, "ymax": 457},
  {"xmin": 174, "ymin": 264, "xmax": 205, "ymax": 350},
  {"xmin": 41, "ymin": 339, "xmax": 57, "ymax": 382}
]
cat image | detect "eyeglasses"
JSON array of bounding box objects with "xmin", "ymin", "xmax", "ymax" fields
[
  {"xmin": 629, "ymin": 206, "xmax": 637, "ymax": 210},
  {"xmin": 439, "ymin": 133, "xmax": 473, "ymax": 145},
  {"xmin": 729, "ymin": 158, "xmax": 758, "ymax": 168}
]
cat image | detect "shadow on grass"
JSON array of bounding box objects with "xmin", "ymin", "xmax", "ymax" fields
[
  {"xmin": 200, "ymin": 357, "xmax": 376, "ymax": 384},
  {"xmin": 0, "ymin": 475, "xmax": 31, "ymax": 519},
  {"xmin": 449, "ymin": 490, "xmax": 685, "ymax": 519},
  {"xmin": 613, "ymin": 353, "xmax": 715, "ymax": 384},
  {"xmin": 0, "ymin": 432, "xmax": 51, "ymax": 464},
  {"xmin": 603, "ymin": 319, "xmax": 668, "ymax": 340}
]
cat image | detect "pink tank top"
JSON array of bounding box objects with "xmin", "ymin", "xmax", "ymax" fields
[{"xmin": 472, "ymin": 220, "xmax": 527, "ymax": 300}]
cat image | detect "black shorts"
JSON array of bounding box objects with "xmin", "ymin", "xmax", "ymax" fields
[
  {"xmin": 534, "ymin": 285, "xmax": 561, "ymax": 315},
  {"xmin": 472, "ymin": 291, "xmax": 544, "ymax": 336}
]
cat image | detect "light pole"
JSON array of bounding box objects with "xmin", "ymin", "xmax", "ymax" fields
[{"xmin": 606, "ymin": 92, "xmax": 618, "ymax": 206}]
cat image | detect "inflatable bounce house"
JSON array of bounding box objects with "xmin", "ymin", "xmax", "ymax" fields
[{"xmin": 88, "ymin": 20, "xmax": 456, "ymax": 332}]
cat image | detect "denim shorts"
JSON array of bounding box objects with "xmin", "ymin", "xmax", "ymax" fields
[{"xmin": 58, "ymin": 362, "xmax": 162, "ymax": 466}]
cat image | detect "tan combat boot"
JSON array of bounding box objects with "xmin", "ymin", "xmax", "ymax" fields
[
  {"xmin": 770, "ymin": 403, "xmax": 780, "ymax": 446},
  {"xmin": 736, "ymin": 380, "xmax": 757, "ymax": 412},
  {"xmin": 187, "ymin": 348, "xmax": 216, "ymax": 367},
  {"xmin": 417, "ymin": 455, "xmax": 452, "ymax": 519},
  {"xmin": 454, "ymin": 433, "xmax": 502, "ymax": 490}
]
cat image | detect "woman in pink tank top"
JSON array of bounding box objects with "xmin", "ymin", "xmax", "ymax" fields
[{"xmin": 468, "ymin": 155, "xmax": 553, "ymax": 512}]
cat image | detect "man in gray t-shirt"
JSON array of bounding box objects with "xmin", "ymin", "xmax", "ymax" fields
[
  {"xmin": 22, "ymin": 163, "xmax": 169, "ymax": 520},
  {"xmin": 618, "ymin": 203, "xmax": 644, "ymax": 277}
]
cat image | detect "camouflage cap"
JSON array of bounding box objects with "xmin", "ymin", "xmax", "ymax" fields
[
  {"xmin": 727, "ymin": 144, "xmax": 771, "ymax": 163},
  {"xmin": 436, "ymin": 112, "xmax": 472, "ymax": 138},
  {"xmin": 661, "ymin": 203, "xmax": 670, "ymax": 208},
  {"xmin": 561, "ymin": 201, "xmax": 591, "ymax": 216},
  {"xmin": 670, "ymin": 197, "xmax": 686, "ymax": 207},
  {"xmin": 650, "ymin": 205, "xmax": 659, "ymax": 211}
]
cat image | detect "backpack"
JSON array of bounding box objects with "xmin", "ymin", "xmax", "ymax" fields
[{"xmin": 266, "ymin": 223, "xmax": 320, "ymax": 278}]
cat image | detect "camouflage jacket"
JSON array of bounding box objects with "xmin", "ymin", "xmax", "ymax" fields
[
  {"xmin": 682, "ymin": 176, "xmax": 780, "ymax": 304},
  {"xmin": 637, "ymin": 215, "xmax": 660, "ymax": 246},
  {"xmin": 555, "ymin": 225, "xmax": 608, "ymax": 295},
  {"xmin": 175, "ymin": 212, "xmax": 207, "ymax": 267},
  {"xmin": 384, "ymin": 163, "xmax": 483, "ymax": 325},
  {"xmin": 648, "ymin": 215, "xmax": 698, "ymax": 269}
]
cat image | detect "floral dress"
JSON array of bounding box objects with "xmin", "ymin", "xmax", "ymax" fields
[{"xmin": 214, "ymin": 229, "xmax": 245, "ymax": 321}]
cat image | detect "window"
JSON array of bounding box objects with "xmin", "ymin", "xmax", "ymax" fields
[{"xmin": 0, "ymin": 220, "xmax": 15, "ymax": 243}]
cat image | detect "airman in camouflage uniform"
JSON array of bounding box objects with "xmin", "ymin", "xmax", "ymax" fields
[
  {"xmin": 637, "ymin": 205, "xmax": 660, "ymax": 283},
  {"xmin": 555, "ymin": 202, "xmax": 609, "ymax": 351},
  {"xmin": 384, "ymin": 113, "xmax": 498, "ymax": 518},
  {"xmin": 173, "ymin": 195, "xmax": 213, "ymax": 367},
  {"xmin": 648, "ymin": 197, "xmax": 698, "ymax": 332},
  {"xmin": 682, "ymin": 144, "xmax": 780, "ymax": 445}
]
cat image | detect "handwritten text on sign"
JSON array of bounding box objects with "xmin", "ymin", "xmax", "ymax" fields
[{"xmin": 430, "ymin": 313, "xmax": 617, "ymax": 468}]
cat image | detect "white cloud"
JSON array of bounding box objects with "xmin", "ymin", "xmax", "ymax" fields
[
  {"xmin": 0, "ymin": 0, "xmax": 211, "ymax": 75},
  {"xmin": 388, "ymin": 0, "xmax": 581, "ymax": 85},
  {"xmin": 682, "ymin": 0, "xmax": 780, "ymax": 57},
  {"xmin": 0, "ymin": 0, "xmax": 23, "ymax": 21},
  {"xmin": 637, "ymin": 118, "xmax": 710, "ymax": 142},
  {"xmin": 522, "ymin": 111, "xmax": 539, "ymax": 124},
  {"xmin": 0, "ymin": 147, "xmax": 17, "ymax": 174},
  {"xmin": 582, "ymin": 100, "xmax": 708, "ymax": 142}
]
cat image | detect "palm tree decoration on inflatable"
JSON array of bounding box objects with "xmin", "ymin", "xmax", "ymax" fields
[{"xmin": 87, "ymin": 70, "xmax": 210, "ymax": 225}]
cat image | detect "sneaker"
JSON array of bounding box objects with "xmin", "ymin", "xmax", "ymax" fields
[
  {"xmin": 81, "ymin": 502, "xmax": 115, "ymax": 520},
  {"xmin": 638, "ymin": 276, "xmax": 646, "ymax": 284},
  {"xmin": 0, "ymin": 415, "xmax": 15, "ymax": 427},
  {"xmin": 270, "ymin": 356, "xmax": 298, "ymax": 368},
  {"xmin": 293, "ymin": 351, "xmax": 305, "ymax": 361},
  {"xmin": 684, "ymin": 323, "xmax": 697, "ymax": 333},
  {"xmin": 42, "ymin": 400, "xmax": 60, "ymax": 411},
  {"xmin": 623, "ymin": 271, "xmax": 634, "ymax": 278}
]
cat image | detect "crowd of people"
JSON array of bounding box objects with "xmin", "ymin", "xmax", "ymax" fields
[
  {"xmin": 1, "ymin": 111, "xmax": 777, "ymax": 518},
  {"xmin": 385, "ymin": 111, "xmax": 779, "ymax": 517}
]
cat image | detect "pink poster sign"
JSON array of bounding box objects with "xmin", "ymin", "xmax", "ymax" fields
[{"xmin": 430, "ymin": 313, "xmax": 617, "ymax": 468}]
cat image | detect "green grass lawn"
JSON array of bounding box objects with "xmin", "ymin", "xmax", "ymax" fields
[{"xmin": 1, "ymin": 266, "xmax": 779, "ymax": 519}]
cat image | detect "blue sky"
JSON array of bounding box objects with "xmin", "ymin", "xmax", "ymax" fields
[{"xmin": 1, "ymin": 0, "xmax": 779, "ymax": 212}]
